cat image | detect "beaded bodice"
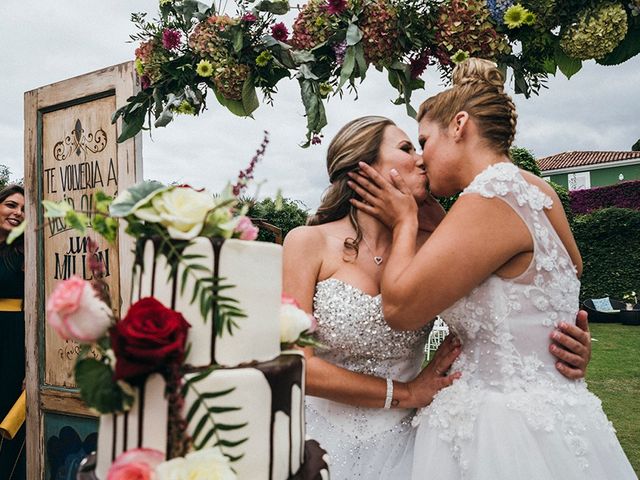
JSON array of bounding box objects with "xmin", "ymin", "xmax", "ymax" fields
[
  {"xmin": 313, "ymin": 278, "xmax": 430, "ymax": 382},
  {"xmin": 416, "ymin": 163, "xmax": 613, "ymax": 471}
]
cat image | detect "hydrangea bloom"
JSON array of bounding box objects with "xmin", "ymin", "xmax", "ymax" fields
[
  {"xmin": 290, "ymin": 0, "xmax": 332, "ymax": 50},
  {"xmin": 359, "ymin": 0, "xmax": 400, "ymax": 67},
  {"xmin": 189, "ymin": 15, "xmax": 237, "ymax": 66},
  {"xmin": 214, "ymin": 62, "xmax": 251, "ymax": 100},
  {"xmin": 560, "ymin": 2, "xmax": 628, "ymax": 60},
  {"xmin": 486, "ymin": 0, "xmax": 514, "ymax": 22}
]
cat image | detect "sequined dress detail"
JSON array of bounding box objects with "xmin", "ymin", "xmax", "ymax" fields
[
  {"xmin": 306, "ymin": 278, "xmax": 430, "ymax": 479},
  {"xmin": 411, "ymin": 163, "xmax": 636, "ymax": 479}
]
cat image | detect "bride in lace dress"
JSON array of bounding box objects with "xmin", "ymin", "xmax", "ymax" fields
[
  {"xmin": 284, "ymin": 116, "xmax": 595, "ymax": 479},
  {"xmin": 349, "ymin": 59, "xmax": 636, "ymax": 479}
]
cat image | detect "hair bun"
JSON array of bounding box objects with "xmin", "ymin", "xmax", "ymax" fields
[{"xmin": 452, "ymin": 58, "xmax": 505, "ymax": 93}]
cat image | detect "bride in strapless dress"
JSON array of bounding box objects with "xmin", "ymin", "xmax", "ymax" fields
[
  {"xmin": 349, "ymin": 60, "xmax": 635, "ymax": 479},
  {"xmin": 284, "ymin": 116, "xmax": 593, "ymax": 479}
]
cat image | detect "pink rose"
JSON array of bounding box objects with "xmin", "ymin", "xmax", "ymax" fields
[
  {"xmin": 46, "ymin": 276, "xmax": 112, "ymax": 343},
  {"xmin": 107, "ymin": 448, "xmax": 164, "ymax": 480},
  {"xmin": 234, "ymin": 216, "xmax": 259, "ymax": 241}
]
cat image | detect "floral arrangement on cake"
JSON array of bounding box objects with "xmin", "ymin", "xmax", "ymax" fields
[
  {"xmin": 114, "ymin": 0, "xmax": 640, "ymax": 146},
  {"xmin": 42, "ymin": 138, "xmax": 319, "ymax": 477}
]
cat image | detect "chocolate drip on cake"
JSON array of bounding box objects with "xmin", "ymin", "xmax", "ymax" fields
[
  {"xmin": 257, "ymin": 355, "xmax": 304, "ymax": 479},
  {"xmin": 137, "ymin": 381, "xmax": 146, "ymax": 447},
  {"xmin": 208, "ymin": 237, "xmax": 225, "ymax": 365}
]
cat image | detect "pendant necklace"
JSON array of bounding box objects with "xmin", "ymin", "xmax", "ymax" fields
[{"xmin": 361, "ymin": 235, "xmax": 387, "ymax": 266}]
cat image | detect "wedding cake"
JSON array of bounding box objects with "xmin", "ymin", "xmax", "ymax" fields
[
  {"xmin": 96, "ymin": 237, "xmax": 328, "ymax": 480},
  {"xmin": 91, "ymin": 237, "xmax": 329, "ymax": 479}
]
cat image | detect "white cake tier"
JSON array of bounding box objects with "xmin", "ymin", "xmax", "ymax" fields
[
  {"xmin": 131, "ymin": 237, "xmax": 282, "ymax": 367},
  {"xmin": 95, "ymin": 352, "xmax": 306, "ymax": 480}
]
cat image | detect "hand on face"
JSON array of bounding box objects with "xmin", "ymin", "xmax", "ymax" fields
[{"xmin": 348, "ymin": 162, "xmax": 419, "ymax": 230}]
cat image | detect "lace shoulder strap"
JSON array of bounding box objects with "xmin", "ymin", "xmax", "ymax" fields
[{"xmin": 461, "ymin": 162, "xmax": 553, "ymax": 213}]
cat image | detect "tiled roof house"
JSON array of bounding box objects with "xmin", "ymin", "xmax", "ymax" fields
[{"xmin": 537, "ymin": 151, "xmax": 640, "ymax": 190}]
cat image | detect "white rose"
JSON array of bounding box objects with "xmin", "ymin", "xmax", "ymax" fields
[
  {"xmin": 155, "ymin": 448, "xmax": 236, "ymax": 480},
  {"xmin": 280, "ymin": 303, "xmax": 313, "ymax": 344},
  {"xmin": 135, "ymin": 187, "xmax": 215, "ymax": 240}
]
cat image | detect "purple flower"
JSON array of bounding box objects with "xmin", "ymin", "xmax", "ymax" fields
[
  {"xmin": 271, "ymin": 22, "xmax": 289, "ymax": 42},
  {"xmin": 327, "ymin": 0, "xmax": 347, "ymax": 15},
  {"xmin": 242, "ymin": 12, "xmax": 257, "ymax": 22},
  {"xmin": 311, "ymin": 134, "xmax": 322, "ymax": 145},
  {"xmin": 162, "ymin": 28, "xmax": 182, "ymax": 51},
  {"xmin": 140, "ymin": 75, "xmax": 151, "ymax": 90},
  {"xmin": 332, "ymin": 41, "xmax": 347, "ymax": 65}
]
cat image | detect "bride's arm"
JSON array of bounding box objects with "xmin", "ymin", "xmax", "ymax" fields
[{"xmin": 283, "ymin": 226, "xmax": 460, "ymax": 408}]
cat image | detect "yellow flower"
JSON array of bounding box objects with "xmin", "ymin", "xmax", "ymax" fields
[
  {"xmin": 503, "ymin": 4, "xmax": 531, "ymax": 29},
  {"xmin": 450, "ymin": 49, "xmax": 469, "ymax": 64},
  {"xmin": 176, "ymin": 100, "xmax": 196, "ymax": 115},
  {"xmin": 196, "ymin": 59, "xmax": 214, "ymax": 77},
  {"xmin": 523, "ymin": 11, "xmax": 536, "ymax": 25},
  {"xmin": 134, "ymin": 58, "xmax": 145, "ymax": 76}
]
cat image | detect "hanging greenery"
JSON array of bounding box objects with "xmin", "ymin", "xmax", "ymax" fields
[{"xmin": 112, "ymin": 0, "xmax": 640, "ymax": 146}]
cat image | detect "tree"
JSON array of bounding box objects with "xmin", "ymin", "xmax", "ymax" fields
[
  {"xmin": 242, "ymin": 197, "xmax": 309, "ymax": 243},
  {"xmin": 509, "ymin": 147, "xmax": 542, "ymax": 176},
  {"xmin": 632, "ymin": 139, "xmax": 640, "ymax": 151},
  {"xmin": 0, "ymin": 165, "xmax": 11, "ymax": 191}
]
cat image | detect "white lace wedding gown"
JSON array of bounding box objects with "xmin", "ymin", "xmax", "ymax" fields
[
  {"xmin": 411, "ymin": 163, "xmax": 636, "ymax": 479},
  {"xmin": 307, "ymin": 278, "xmax": 431, "ymax": 479}
]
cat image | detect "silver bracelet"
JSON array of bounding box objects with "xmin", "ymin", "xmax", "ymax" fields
[{"xmin": 384, "ymin": 377, "xmax": 394, "ymax": 409}]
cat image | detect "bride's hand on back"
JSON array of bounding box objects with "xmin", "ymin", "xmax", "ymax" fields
[
  {"xmin": 404, "ymin": 334, "xmax": 462, "ymax": 408},
  {"xmin": 348, "ymin": 162, "xmax": 418, "ymax": 229},
  {"xmin": 550, "ymin": 310, "xmax": 591, "ymax": 379}
]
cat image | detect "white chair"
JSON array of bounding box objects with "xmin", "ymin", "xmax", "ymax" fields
[{"xmin": 426, "ymin": 316, "xmax": 449, "ymax": 361}]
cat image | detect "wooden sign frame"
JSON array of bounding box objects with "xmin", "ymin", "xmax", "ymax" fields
[{"xmin": 24, "ymin": 62, "xmax": 142, "ymax": 479}]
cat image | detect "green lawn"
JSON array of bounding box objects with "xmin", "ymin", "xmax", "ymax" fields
[{"xmin": 587, "ymin": 323, "xmax": 640, "ymax": 475}]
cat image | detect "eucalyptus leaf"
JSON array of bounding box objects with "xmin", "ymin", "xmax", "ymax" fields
[
  {"xmin": 233, "ymin": 29, "xmax": 244, "ymax": 53},
  {"xmin": 346, "ymin": 23, "xmax": 363, "ymax": 46},
  {"xmin": 117, "ymin": 102, "xmax": 147, "ymax": 143},
  {"xmin": 354, "ymin": 44, "xmax": 367, "ymax": 80},
  {"xmin": 255, "ymin": 0, "xmax": 290, "ymax": 15},
  {"xmin": 241, "ymin": 78, "xmax": 259, "ymax": 116},
  {"xmin": 154, "ymin": 106, "xmax": 175, "ymax": 128},
  {"xmin": 109, "ymin": 180, "xmax": 167, "ymax": 217},
  {"xmin": 339, "ymin": 47, "xmax": 356, "ymax": 88},
  {"xmin": 42, "ymin": 199, "xmax": 73, "ymax": 218},
  {"xmin": 291, "ymin": 50, "xmax": 316, "ymax": 65},
  {"xmin": 65, "ymin": 210, "xmax": 89, "ymax": 234},
  {"xmin": 297, "ymin": 64, "xmax": 319, "ymax": 80}
]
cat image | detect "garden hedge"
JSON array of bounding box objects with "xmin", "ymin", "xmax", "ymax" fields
[{"xmin": 572, "ymin": 207, "xmax": 640, "ymax": 302}]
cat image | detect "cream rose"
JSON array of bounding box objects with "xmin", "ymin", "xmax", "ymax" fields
[
  {"xmin": 46, "ymin": 276, "xmax": 112, "ymax": 343},
  {"xmin": 155, "ymin": 447, "xmax": 236, "ymax": 480},
  {"xmin": 280, "ymin": 298, "xmax": 316, "ymax": 344},
  {"xmin": 135, "ymin": 186, "xmax": 215, "ymax": 240}
]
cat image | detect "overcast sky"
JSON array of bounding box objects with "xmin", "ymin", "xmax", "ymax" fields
[{"xmin": 2, "ymin": 1, "xmax": 639, "ymax": 210}]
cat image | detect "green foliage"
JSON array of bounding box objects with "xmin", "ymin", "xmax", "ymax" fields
[
  {"xmin": 510, "ymin": 146, "xmax": 541, "ymax": 176},
  {"xmin": 242, "ymin": 197, "xmax": 309, "ymax": 243},
  {"xmin": 75, "ymin": 356, "xmax": 134, "ymax": 413},
  {"xmin": 182, "ymin": 367, "xmax": 247, "ymax": 459},
  {"xmin": 572, "ymin": 208, "xmax": 640, "ymax": 302},
  {"xmin": 437, "ymin": 147, "xmax": 542, "ymax": 211},
  {"xmin": 548, "ymin": 181, "xmax": 574, "ymax": 225},
  {"xmin": 0, "ymin": 165, "xmax": 11, "ymax": 190}
]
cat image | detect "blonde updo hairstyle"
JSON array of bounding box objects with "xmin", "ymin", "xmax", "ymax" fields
[
  {"xmin": 417, "ymin": 58, "xmax": 517, "ymax": 155},
  {"xmin": 307, "ymin": 115, "xmax": 395, "ymax": 258}
]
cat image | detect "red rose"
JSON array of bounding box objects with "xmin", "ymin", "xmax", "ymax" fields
[{"xmin": 110, "ymin": 297, "xmax": 190, "ymax": 382}]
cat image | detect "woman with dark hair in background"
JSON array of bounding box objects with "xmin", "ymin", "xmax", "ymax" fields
[{"xmin": 0, "ymin": 184, "xmax": 26, "ymax": 480}]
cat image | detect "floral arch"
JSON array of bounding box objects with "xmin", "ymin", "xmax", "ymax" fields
[{"xmin": 115, "ymin": 0, "xmax": 640, "ymax": 146}]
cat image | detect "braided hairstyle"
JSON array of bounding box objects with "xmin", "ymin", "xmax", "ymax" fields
[
  {"xmin": 417, "ymin": 58, "xmax": 517, "ymax": 155},
  {"xmin": 307, "ymin": 116, "xmax": 395, "ymax": 259}
]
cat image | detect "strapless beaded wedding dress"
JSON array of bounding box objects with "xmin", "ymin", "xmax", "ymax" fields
[
  {"xmin": 411, "ymin": 163, "xmax": 636, "ymax": 479},
  {"xmin": 307, "ymin": 278, "xmax": 431, "ymax": 479}
]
